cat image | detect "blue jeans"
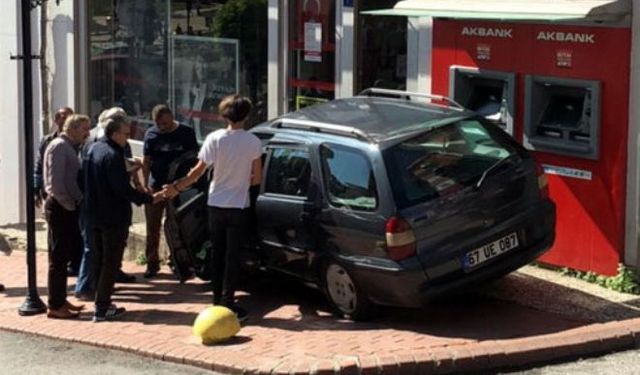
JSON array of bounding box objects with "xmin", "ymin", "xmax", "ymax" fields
[{"xmin": 75, "ymin": 211, "xmax": 94, "ymax": 294}]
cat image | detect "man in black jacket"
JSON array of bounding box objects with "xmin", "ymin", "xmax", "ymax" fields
[{"xmin": 84, "ymin": 115, "xmax": 162, "ymax": 322}]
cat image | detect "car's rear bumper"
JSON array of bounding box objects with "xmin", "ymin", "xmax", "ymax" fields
[
  {"xmin": 418, "ymin": 230, "xmax": 554, "ymax": 302},
  {"xmin": 348, "ymin": 231, "xmax": 554, "ymax": 308},
  {"xmin": 346, "ymin": 200, "xmax": 556, "ymax": 308}
]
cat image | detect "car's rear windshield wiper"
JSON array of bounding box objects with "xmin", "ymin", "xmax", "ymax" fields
[{"xmin": 475, "ymin": 154, "xmax": 515, "ymax": 190}]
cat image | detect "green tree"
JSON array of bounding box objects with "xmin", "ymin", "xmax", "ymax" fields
[{"xmin": 212, "ymin": 0, "xmax": 268, "ymax": 99}]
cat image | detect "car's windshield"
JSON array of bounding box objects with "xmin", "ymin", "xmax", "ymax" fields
[{"xmin": 383, "ymin": 118, "xmax": 520, "ymax": 208}]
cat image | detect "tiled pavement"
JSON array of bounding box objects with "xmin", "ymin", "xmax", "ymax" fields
[{"xmin": 2, "ymin": 251, "xmax": 640, "ymax": 374}]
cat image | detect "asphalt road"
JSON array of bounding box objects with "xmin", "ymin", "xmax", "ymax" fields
[
  {"xmin": 0, "ymin": 330, "xmax": 220, "ymax": 375},
  {"xmin": 503, "ymin": 349, "xmax": 640, "ymax": 375}
]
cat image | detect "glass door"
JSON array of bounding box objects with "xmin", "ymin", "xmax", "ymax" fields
[
  {"xmin": 356, "ymin": 0, "xmax": 406, "ymax": 92},
  {"xmin": 287, "ymin": 0, "xmax": 336, "ymax": 111},
  {"xmin": 88, "ymin": 0, "xmax": 170, "ymax": 141}
]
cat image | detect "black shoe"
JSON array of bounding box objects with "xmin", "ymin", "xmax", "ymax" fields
[
  {"xmin": 143, "ymin": 266, "xmax": 160, "ymax": 279},
  {"xmin": 0, "ymin": 283, "xmax": 4, "ymax": 292},
  {"xmin": 74, "ymin": 291, "xmax": 94, "ymax": 302},
  {"xmin": 115, "ymin": 271, "xmax": 136, "ymax": 283},
  {"xmin": 93, "ymin": 304, "xmax": 126, "ymax": 322},
  {"xmin": 231, "ymin": 306, "xmax": 248, "ymax": 323}
]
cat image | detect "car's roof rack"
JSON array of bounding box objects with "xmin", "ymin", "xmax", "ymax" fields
[
  {"xmin": 270, "ymin": 118, "xmax": 376, "ymax": 143},
  {"xmin": 358, "ymin": 88, "xmax": 465, "ymax": 111}
]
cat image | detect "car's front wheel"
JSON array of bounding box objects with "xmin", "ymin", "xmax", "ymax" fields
[{"xmin": 322, "ymin": 261, "xmax": 372, "ymax": 321}]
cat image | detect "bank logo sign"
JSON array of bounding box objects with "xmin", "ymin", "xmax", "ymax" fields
[
  {"xmin": 537, "ymin": 31, "xmax": 595, "ymax": 44},
  {"xmin": 460, "ymin": 27, "xmax": 596, "ymax": 44},
  {"xmin": 461, "ymin": 27, "xmax": 513, "ymax": 38}
]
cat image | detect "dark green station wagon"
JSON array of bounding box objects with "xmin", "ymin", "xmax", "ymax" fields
[{"xmin": 164, "ymin": 88, "xmax": 556, "ymax": 320}]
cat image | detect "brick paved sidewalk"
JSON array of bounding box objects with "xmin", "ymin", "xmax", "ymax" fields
[{"xmin": 2, "ymin": 251, "xmax": 640, "ymax": 374}]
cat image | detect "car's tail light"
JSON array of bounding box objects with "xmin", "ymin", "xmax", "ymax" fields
[
  {"xmin": 385, "ymin": 216, "xmax": 416, "ymax": 261},
  {"xmin": 536, "ymin": 163, "xmax": 549, "ymax": 200}
]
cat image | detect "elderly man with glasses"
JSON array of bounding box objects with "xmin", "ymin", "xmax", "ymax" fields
[
  {"xmin": 75, "ymin": 108, "xmax": 143, "ymax": 302},
  {"xmin": 83, "ymin": 115, "xmax": 163, "ymax": 322}
]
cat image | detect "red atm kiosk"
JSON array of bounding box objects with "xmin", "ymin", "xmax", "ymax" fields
[{"xmin": 432, "ymin": 20, "xmax": 631, "ymax": 275}]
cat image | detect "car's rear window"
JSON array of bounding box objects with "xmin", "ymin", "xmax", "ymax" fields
[{"xmin": 383, "ymin": 118, "xmax": 521, "ymax": 208}]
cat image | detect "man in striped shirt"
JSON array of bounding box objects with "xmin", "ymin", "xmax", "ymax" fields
[{"xmin": 43, "ymin": 114, "xmax": 91, "ymax": 319}]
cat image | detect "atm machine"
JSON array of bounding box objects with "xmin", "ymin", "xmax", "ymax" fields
[
  {"xmin": 524, "ymin": 76, "xmax": 600, "ymax": 160},
  {"xmin": 449, "ymin": 66, "xmax": 515, "ymax": 134}
]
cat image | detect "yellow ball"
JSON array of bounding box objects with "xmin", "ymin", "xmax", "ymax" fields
[{"xmin": 192, "ymin": 306, "xmax": 241, "ymax": 344}]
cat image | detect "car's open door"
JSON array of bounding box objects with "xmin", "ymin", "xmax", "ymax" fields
[{"xmin": 163, "ymin": 151, "xmax": 211, "ymax": 282}]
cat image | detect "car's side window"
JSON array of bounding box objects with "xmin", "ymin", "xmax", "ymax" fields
[
  {"xmin": 265, "ymin": 148, "xmax": 311, "ymax": 197},
  {"xmin": 320, "ymin": 145, "xmax": 377, "ymax": 211}
]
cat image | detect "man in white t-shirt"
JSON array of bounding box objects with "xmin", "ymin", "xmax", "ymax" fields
[{"xmin": 162, "ymin": 95, "xmax": 261, "ymax": 322}]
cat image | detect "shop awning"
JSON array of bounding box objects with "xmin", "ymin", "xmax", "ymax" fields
[{"xmin": 361, "ymin": 0, "xmax": 631, "ymax": 22}]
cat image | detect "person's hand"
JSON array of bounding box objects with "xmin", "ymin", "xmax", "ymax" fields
[
  {"xmin": 152, "ymin": 191, "xmax": 165, "ymax": 204},
  {"xmin": 162, "ymin": 184, "xmax": 179, "ymax": 200},
  {"xmin": 34, "ymin": 189, "xmax": 44, "ymax": 208},
  {"xmin": 132, "ymin": 158, "xmax": 143, "ymax": 169},
  {"xmin": 126, "ymin": 158, "xmax": 143, "ymax": 173},
  {"xmin": 35, "ymin": 192, "xmax": 42, "ymax": 208}
]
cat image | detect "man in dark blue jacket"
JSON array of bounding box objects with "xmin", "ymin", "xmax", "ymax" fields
[{"xmin": 84, "ymin": 115, "xmax": 162, "ymax": 322}]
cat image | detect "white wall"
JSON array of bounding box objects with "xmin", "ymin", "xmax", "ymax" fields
[
  {"xmin": 406, "ymin": 17, "xmax": 432, "ymax": 93},
  {"xmin": 625, "ymin": 0, "xmax": 640, "ymax": 267},
  {"xmin": 0, "ymin": 1, "xmax": 26, "ymax": 225},
  {"xmin": 46, "ymin": 1, "xmax": 75, "ymax": 115},
  {"xmin": 0, "ymin": 1, "xmax": 75, "ymax": 225}
]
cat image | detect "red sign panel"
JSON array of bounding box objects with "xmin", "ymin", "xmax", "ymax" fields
[{"xmin": 432, "ymin": 20, "xmax": 631, "ymax": 275}]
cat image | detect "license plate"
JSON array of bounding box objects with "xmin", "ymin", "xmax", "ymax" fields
[{"xmin": 463, "ymin": 232, "xmax": 519, "ymax": 270}]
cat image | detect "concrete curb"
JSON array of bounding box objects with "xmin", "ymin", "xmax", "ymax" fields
[{"xmin": 1, "ymin": 318, "xmax": 640, "ymax": 374}]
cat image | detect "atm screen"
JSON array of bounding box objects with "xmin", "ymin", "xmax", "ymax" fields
[
  {"xmin": 468, "ymin": 85, "xmax": 502, "ymax": 116},
  {"xmin": 540, "ymin": 95, "xmax": 584, "ymax": 129},
  {"xmin": 467, "ymin": 84, "xmax": 506, "ymax": 127}
]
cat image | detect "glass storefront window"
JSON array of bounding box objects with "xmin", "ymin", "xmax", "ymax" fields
[
  {"xmin": 356, "ymin": 0, "xmax": 406, "ymax": 93},
  {"xmin": 288, "ymin": 0, "xmax": 336, "ymax": 111},
  {"xmin": 89, "ymin": 1, "xmax": 169, "ymax": 140},
  {"xmin": 89, "ymin": 0, "xmax": 268, "ymax": 142}
]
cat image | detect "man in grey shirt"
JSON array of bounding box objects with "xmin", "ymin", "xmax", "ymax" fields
[{"xmin": 43, "ymin": 114, "xmax": 91, "ymax": 319}]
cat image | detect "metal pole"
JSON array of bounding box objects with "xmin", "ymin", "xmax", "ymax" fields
[{"xmin": 18, "ymin": 0, "xmax": 46, "ymax": 316}]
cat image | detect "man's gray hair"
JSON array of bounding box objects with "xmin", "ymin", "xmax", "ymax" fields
[
  {"xmin": 104, "ymin": 115, "xmax": 129, "ymax": 138},
  {"xmin": 62, "ymin": 114, "xmax": 90, "ymax": 132},
  {"xmin": 98, "ymin": 107, "xmax": 127, "ymax": 129}
]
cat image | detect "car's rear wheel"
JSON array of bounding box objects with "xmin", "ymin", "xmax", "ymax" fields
[{"xmin": 322, "ymin": 261, "xmax": 371, "ymax": 321}]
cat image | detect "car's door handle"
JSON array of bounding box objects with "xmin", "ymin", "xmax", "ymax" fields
[{"xmin": 299, "ymin": 205, "xmax": 321, "ymax": 221}]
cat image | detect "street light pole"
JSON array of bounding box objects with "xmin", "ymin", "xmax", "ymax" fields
[{"xmin": 16, "ymin": 0, "xmax": 46, "ymax": 316}]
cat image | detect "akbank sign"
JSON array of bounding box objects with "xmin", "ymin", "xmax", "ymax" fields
[
  {"xmin": 461, "ymin": 27, "xmax": 513, "ymax": 38},
  {"xmin": 460, "ymin": 27, "xmax": 596, "ymax": 44},
  {"xmin": 536, "ymin": 31, "xmax": 595, "ymax": 44}
]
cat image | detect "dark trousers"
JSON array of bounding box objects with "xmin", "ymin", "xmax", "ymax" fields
[
  {"xmin": 144, "ymin": 191, "xmax": 166, "ymax": 268},
  {"xmin": 68, "ymin": 231, "xmax": 83, "ymax": 273},
  {"xmin": 44, "ymin": 198, "xmax": 82, "ymax": 309},
  {"xmin": 92, "ymin": 225, "xmax": 129, "ymax": 310},
  {"xmin": 208, "ymin": 206, "xmax": 249, "ymax": 307}
]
